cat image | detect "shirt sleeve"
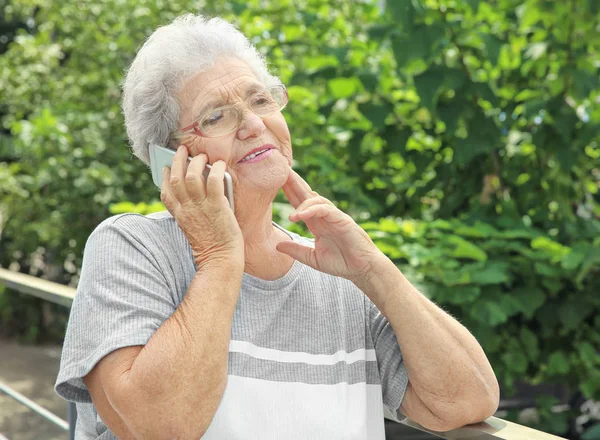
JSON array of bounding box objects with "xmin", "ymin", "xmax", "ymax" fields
[
  {"xmin": 55, "ymin": 217, "xmax": 177, "ymax": 403},
  {"xmin": 366, "ymin": 296, "xmax": 409, "ymax": 422}
]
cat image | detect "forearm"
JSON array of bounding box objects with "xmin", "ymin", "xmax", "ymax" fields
[
  {"xmin": 117, "ymin": 262, "xmax": 243, "ymax": 438},
  {"xmin": 354, "ymin": 256, "xmax": 499, "ymax": 421}
]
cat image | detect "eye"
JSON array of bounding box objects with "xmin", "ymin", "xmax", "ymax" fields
[
  {"xmin": 254, "ymin": 96, "xmax": 269, "ymax": 105},
  {"xmin": 252, "ymin": 95, "xmax": 277, "ymax": 113},
  {"xmin": 205, "ymin": 110, "xmax": 225, "ymax": 126}
]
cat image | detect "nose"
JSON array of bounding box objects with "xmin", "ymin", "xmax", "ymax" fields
[{"xmin": 237, "ymin": 110, "xmax": 266, "ymax": 140}]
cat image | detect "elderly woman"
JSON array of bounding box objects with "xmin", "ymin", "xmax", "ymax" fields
[{"xmin": 55, "ymin": 13, "xmax": 499, "ymax": 440}]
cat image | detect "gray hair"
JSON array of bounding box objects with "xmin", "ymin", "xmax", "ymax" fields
[{"xmin": 121, "ymin": 14, "xmax": 281, "ymax": 165}]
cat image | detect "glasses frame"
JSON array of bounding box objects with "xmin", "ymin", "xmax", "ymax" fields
[{"xmin": 170, "ymin": 84, "xmax": 288, "ymax": 141}]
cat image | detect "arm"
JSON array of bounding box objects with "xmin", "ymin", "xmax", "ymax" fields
[
  {"xmin": 354, "ymin": 256, "xmax": 500, "ymax": 431},
  {"xmin": 85, "ymin": 154, "xmax": 245, "ymax": 439},
  {"xmin": 84, "ymin": 261, "xmax": 243, "ymax": 440},
  {"xmin": 276, "ymin": 169, "xmax": 499, "ymax": 433}
]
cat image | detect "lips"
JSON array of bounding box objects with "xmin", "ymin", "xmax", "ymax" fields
[{"xmin": 239, "ymin": 144, "xmax": 275, "ymax": 163}]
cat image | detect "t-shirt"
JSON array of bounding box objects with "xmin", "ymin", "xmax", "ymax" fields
[{"xmin": 55, "ymin": 211, "xmax": 409, "ymax": 439}]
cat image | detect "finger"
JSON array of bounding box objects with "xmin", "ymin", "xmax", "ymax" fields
[
  {"xmin": 290, "ymin": 196, "xmax": 334, "ymax": 221},
  {"xmin": 282, "ymin": 169, "xmax": 315, "ymax": 208},
  {"xmin": 281, "ymin": 172, "xmax": 302, "ymax": 207},
  {"xmin": 293, "ymin": 204, "xmax": 339, "ymax": 222},
  {"xmin": 170, "ymin": 145, "xmax": 191, "ymax": 202},
  {"xmin": 276, "ymin": 241, "xmax": 318, "ymax": 269},
  {"xmin": 206, "ymin": 160, "xmax": 226, "ymax": 201},
  {"xmin": 186, "ymin": 153, "xmax": 209, "ymax": 201},
  {"xmin": 160, "ymin": 167, "xmax": 178, "ymax": 211}
]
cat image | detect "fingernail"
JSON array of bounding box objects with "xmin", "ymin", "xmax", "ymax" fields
[
  {"xmin": 178, "ymin": 145, "xmax": 185, "ymax": 153},
  {"xmin": 162, "ymin": 166, "xmax": 168, "ymax": 174}
]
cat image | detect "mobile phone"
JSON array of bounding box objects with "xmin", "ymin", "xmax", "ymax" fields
[{"xmin": 148, "ymin": 143, "xmax": 235, "ymax": 212}]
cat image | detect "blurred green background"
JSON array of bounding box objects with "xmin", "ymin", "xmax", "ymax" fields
[{"xmin": 1, "ymin": 0, "xmax": 599, "ymax": 438}]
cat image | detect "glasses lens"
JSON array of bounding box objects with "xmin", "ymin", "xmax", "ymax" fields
[
  {"xmin": 250, "ymin": 85, "xmax": 288, "ymax": 116},
  {"xmin": 200, "ymin": 107, "xmax": 238, "ymax": 137}
]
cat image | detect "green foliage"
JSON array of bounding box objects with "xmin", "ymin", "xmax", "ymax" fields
[
  {"xmin": 363, "ymin": 216, "xmax": 599, "ymax": 393},
  {"xmin": 362, "ymin": 215, "xmax": 600, "ymax": 434},
  {"xmin": 0, "ymin": 0, "xmax": 599, "ymax": 436}
]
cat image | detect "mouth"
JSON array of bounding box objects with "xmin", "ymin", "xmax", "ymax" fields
[{"xmin": 238, "ymin": 144, "xmax": 276, "ymax": 163}]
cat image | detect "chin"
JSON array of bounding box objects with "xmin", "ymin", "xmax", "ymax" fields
[{"xmin": 236, "ymin": 155, "xmax": 289, "ymax": 194}]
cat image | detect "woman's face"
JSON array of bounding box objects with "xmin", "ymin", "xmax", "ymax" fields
[{"xmin": 175, "ymin": 57, "xmax": 293, "ymax": 200}]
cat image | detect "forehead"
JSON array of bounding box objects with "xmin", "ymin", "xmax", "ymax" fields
[{"xmin": 179, "ymin": 57, "xmax": 264, "ymax": 109}]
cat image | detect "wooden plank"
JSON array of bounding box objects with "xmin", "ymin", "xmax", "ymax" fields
[
  {"xmin": 0, "ymin": 268, "xmax": 75, "ymax": 308},
  {"xmin": 401, "ymin": 415, "xmax": 567, "ymax": 439}
]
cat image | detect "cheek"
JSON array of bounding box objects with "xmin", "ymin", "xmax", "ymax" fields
[
  {"xmin": 265, "ymin": 114, "xmax": 290, "ymax": 145},
  {"xmin": 267, "ymin": 115, "xmax": 292, "ymax": 151},
  {"xmin": 189, "ymin": 137, "xmax": 235, "ymax": 164}
]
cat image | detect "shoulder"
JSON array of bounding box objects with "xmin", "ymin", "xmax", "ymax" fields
[
  {"xmin": 84, "ymin": 211, "xmax": 187, "ymax": 261},
  {"xmin": 89, "ymin": 211, "xmax": 178, "ymax": 241},
  {"xmin": 96, "ymin": 210, "xmax": 175, "ymax": 231}
]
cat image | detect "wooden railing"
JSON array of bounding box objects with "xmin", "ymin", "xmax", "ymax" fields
[{"xmin": 0, "ymin": 267, "xmax": 566, "ymax": 439}]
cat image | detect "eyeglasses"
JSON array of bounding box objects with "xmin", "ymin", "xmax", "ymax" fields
[{"xmin": 170, "ymin": 84, "xmax": 288, "ymax": 141}]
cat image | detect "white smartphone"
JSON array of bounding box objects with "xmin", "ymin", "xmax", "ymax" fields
[{"xmin": 148, "ymin": 143, "xmax": 235, "ymax": 212}]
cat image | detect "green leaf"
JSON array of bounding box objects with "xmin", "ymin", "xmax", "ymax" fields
[
  {"xmin": 547, "ymin": 351, "xmax": 570, "ymax": 375},
  {"xmin": 358, "ymin": 72, "xmax": 379, "ymax": 93},
  {"xmin": 367, "ymin": 24, "xmax": 396, "ymax": 41},
  {"xmin": 534, "ymin": 261, "xmax": 557, "ymax": 277},
  {"xmin": 347, "ymin": 130, "xmax": 366, "ymax": 164},
  {"xmin": 391, "ymin": 25, "xmax": 431, "ymax": 69},
  {"xmin": 311, "ymin": 66, "xmax": 339, "ymax": 80},
  {"xmin": 383, "ymin": 126, "xmax": 411, "ymax": 153},
  {"xmin": 472, "ymin": 325, "xmax": 504, "ymax": 352},
  {"xmin": 414, "ymin": 67, "xmax": 445, "ymax": 114},
  {"xmin": 577, "ymin": 342, "xmax": 600, "ymax": 368},
  {"xmin": 561, "ymin": 244, "xmax": 587, "ymax": 271},
  {"xmin": 470, "ymin": 261, "xmax": 510, "ymax": 285},
  {"xmin": 559, "ymin": 299, "xmax": 594, "ymax": 331},
  {"xmin": 428, "ymin": 219, "xmax": 452, "ymax": 230},
  {"xmin": 454, "ymin": 111, "xmax": 499, "ymax": 165},
  {"xmin": 468, "ymin": 82, "xmax": 498, "ymax": 107},
  {"xmin": 472, "ymin": 301, "xmax": 508, "ymax": 326},
  {"xmin": 495, "ymin": 228, "xmax": 540, "ymax": 239},
  {"xmin": 327, "ymin": 77, "xmax": 359, "ymax": 99},
  {"xmin": 482, "ymin": 34, "xmax": 503, "ymax": 65},
  {"xmin": 524, "ymin": 42, "xmax": 548, "ymax": 61},
  {"xmin": 443, "ymin": 68, "xmax": 468, "ymax": 91},
  {"xmin": 379, "ymin": 217, "xmax": 401, "ymax": 233},
  {"xmin": 581, "ymin": 370, "xmax": 600, "ymax": 399},
  {"xmin": 511, "ymin": 287, "xmax": 546, "ymax": 318},
  {"xmin": 438, "ymin": 98, "xmax": 465, "ymax": 134},
  {"xmin": 438, "ymin": 269, "xmax": 472, "ymax": 286},
  {"xmin": 502, "ymin": 351, "xmax": 529, "ymax": 373},
  {"xmin": 516, "ymin": 2, "xmax": 542, "ymax": 28},
  {"xmin": 454, "ymin": 222, "xmax": 498, "ymax": 238},
  {"xmin": 387, "ymin": 0, "xmax": 414, "ymax": 33},
  {"xmin": 466, "ymin": 0, "xmax": 481, "ymax": 11},
  {"xmin": 445, "ymin": 235, "xmax": 488, "ymax": 261},
  {"xmin": 575, "ymin": 247, "xmax": 600, "ymax": 286},
  {"xmin": 531, "ymin": 237, "xmax": 570, "ymax": 260},
  {"xmin": 520, "ymin": 327, "xmax": 540, "ymax": 361},
  {"xmin": 358, "ymin": 101, "xmax": 394, "ymax": 130}
]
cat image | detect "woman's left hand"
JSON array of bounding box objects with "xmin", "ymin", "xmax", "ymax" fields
[{"xmin": 276, "ymin": 169, "xmax": 385, "ymax": 284}]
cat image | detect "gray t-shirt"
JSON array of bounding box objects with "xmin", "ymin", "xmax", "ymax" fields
[{"xmin": 55, "ymin": 211, "xmax": 408, "ymax": 439}]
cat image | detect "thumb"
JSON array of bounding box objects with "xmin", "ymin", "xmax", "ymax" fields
[{"xmin": 276, "ymin": 241, "xmax": 317, "ymax": 269}]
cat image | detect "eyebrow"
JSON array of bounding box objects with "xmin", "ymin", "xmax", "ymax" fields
[{"xmin": 194, "ymin": 82, "xmax": 264, "ymax": 118}]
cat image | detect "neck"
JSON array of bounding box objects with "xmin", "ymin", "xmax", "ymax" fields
[{"xmin": 235, "ymin": 198, "xmax": 294, "ymax": 280}]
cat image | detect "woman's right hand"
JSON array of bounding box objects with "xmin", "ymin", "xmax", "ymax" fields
[{"xmin": 160, "ymin": 145, "xmax": 244, "ymax": 270}]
